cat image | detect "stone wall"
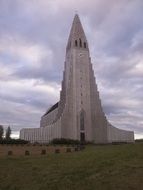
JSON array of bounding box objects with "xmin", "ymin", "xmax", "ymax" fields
[{"xmin": 0, "ymin": 144, "xmax": 81, "ymax": 157}]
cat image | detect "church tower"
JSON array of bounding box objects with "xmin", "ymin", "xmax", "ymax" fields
[
  {"xmin": 58, "ymin": 14, "xmax": 108, "ymax": 143},
  {"xmin": 20, "ymin": 14, "xmax": 134, "ymax": 143}
]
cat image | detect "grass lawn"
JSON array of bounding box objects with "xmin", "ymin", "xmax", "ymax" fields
[{"xmin": 0, "ymin": 143, "xmax": 143, "ymax": 190}]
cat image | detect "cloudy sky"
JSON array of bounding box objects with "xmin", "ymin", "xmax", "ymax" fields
[{"xmin": 0, "ymin": 0, "xmax": 143, "ymax": 139}]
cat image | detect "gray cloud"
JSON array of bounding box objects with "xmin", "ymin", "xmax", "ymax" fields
[{"xmin": 0, "ymin": 0, "xmax": 143, "ymax": 138}]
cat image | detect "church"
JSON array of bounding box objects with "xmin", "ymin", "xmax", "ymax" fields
[{"xmin": 20, "ymin": 14, "xmax": 134, "ymax": 143}]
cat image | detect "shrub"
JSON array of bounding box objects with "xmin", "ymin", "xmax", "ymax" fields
[
  {"xmin": 0, "ymin": 139, "xmax": 29, "ymax": 145},
  {"xmin": 135, "ymin": 139, "xmax": 143, "ymax": 143},
  {"xmin": 51, "ymin": 138, "xmax": 80, "ymax": 145}
]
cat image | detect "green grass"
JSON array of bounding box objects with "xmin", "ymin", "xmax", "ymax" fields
[{"xmin": 0, "ymin": 143, "xmax": 143, "ymax": 190}]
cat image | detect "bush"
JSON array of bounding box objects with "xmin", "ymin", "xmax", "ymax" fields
[
  {"xmin": 51, "ymin": 138, "xmax": 80, "ymax": 145},
  {"xmin": 135, "ymin": 139, "xmax": 143, "ymax": 143},
  {"xmin": 0, "ymin": 139, "xmax": 29, "ymax": 145}
]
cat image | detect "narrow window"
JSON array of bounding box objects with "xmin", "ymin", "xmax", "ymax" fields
[
  {"xmin": 79, "ymin": 38, "xmax": 82, "ymax": 47},
  {"xmin": 84, "ymin": 42, "xmax": 86, "ymax": 48},
  {"xmin": 75, "ymin": 40, "xmax": 78, "ymax": 47}
]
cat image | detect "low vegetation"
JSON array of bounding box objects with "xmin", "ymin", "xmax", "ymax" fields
[
  {"xmin": 135, "ymin": 138, "xmax": 143, "ymax": 143},
  {"xmin": 50, "ymin": 138, "xmax": 81, "ymax": 145},
  {"xmin": 0, "ymin": 139, "xmax": 29, "ymax": 144},
  {"xmin": 0, "ymin": 143, "xmax": 143, "ymax": 190}
]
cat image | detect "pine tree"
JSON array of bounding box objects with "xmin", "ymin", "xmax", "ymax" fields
[
  {"xmin": 0, "ymin": 125, "xmax": 4, "ymax": 140},
  {"xmin": 5, "ymin": 126, "xmax": 11, "ymax": 140}
]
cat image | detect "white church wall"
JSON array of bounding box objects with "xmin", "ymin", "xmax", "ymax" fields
[
  {"xmin": 20, "ymin": 118, "xmax": 61, "ymax": 143},
  {"xmin": 40, "ymin": 107, "xmax": 58, "ymax": 127},
  {"xmin": 107, "ymin": 123, "xmax": 134, "ymax": 143}
]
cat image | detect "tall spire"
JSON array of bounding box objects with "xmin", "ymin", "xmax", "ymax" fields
[{"xmin": 66, "ymin": 14, "xmax": 88, "ymax": 51}]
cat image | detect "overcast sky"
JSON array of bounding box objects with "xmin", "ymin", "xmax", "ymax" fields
[{"xmin": 0, "ymin": 0, "xmax": 143, "ymax": 139}]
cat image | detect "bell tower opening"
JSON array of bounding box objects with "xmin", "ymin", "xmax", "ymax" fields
[{"xmin": 79, "ymin": 38, "xmax": 82, "ymax": 47}]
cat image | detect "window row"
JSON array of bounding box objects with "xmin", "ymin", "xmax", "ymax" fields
[{"xmin": 75, "ymin": 39, "xmax": 87, "ymax": 48}]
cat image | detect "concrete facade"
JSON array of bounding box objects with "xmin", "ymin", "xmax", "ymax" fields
[{"xmin": 20, "ymin": 14, "xmax": 134, "ymax": 143}]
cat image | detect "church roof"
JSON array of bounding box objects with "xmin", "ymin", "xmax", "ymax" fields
[{"xmin": 43, "ymin": 102, "xmax": 59, "ymax": 116}]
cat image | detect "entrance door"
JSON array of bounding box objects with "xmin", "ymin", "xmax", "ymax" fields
[
  {"xmin": 80, "ymin": 110, "xmax": 84, "ymax": 130},
  {"xmin": 80, "ymin": 132, "xmax": 85, "ymax": 142}
]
